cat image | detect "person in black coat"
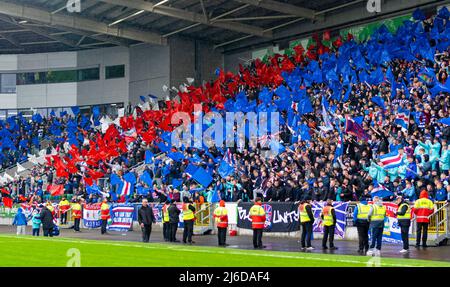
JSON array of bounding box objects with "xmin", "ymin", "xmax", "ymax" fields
[
  {"xmin": 39, "ymin": 205, "xmax": 54, "ymax": 237},
  {"xmin": 168, "ymin": 201, "xmax": 181, "ymax": 242},
  {"xmin": 138, "ymin": 198, "xmax": 156, "ymax": 243}
]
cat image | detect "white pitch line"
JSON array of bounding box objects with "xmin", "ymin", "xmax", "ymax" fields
[{"xmin": 0, "ymin": 235, "xmax": 422, "ymax": 267}]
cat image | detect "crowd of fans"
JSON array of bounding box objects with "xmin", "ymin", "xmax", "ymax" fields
[{"xmin": 1, "ymin": 8, "xmax": 450, "ymax": 210}]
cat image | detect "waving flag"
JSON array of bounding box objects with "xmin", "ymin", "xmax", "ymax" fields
[
  {"xmin": 119, "ymin": 180, "xmax": 132, "ymax": 197},
  {"xmin": 395, "ymin": 108, "xmax": 410, "ymax": 131},
  {"xmin": 320, "ymin": 98, "xmax": 334, "ymax": 132},
  {"xmin": 379, "ymin": 151, "xmax": 403, "ymax": 169},
  {"xmin": 218, "ymin": 148, "xmax": 234, "ymax": 178},
  {"xmin": 344, "ymin": 116, "xmax": 368, "ymax": 141},
  {"xmin": 371, "ymin": 183, "xmax": 394, "ymax": 199}
]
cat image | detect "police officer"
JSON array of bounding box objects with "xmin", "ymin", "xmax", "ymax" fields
[
  {"xmin": 299, "ymin": 198, "xmax": 314, "ymax": 250},
  {"xmin": 367, "ymin": 196, "xmax": 386, "ymax": 256},
  {"xmin": 353, "ymin": 200, "xmax": 371, "ymax": 254},
  {"xmin": 72, "ymin": 199, "xmax": 82, "ymax": 232},
  {"xmin": 213, "ymin": 200, "xmax": 228, "ymax": 246},
  {"xmin": 168, "ymin": 201, "xmax": 181, "ymax": 242},
  {"xmin": 100, "ymin": 198, "xmax": 110, "ymax": 235},
  {"xmin": 58, "ymin": 197, "xmax": 70, "ymax": 225},
  {"xmin": 395, "ymin": 196, "xmax": 411, "ymax": 253},
  {"xmin": 321, "ymin": 199, "xmax": 337, "ymax": 250},
  {"xmin": 182, "ymin": 198, "xmax": 196, "ymax": 244},
  {"xmin": 249, "ymin": 197, "xmax": 266, "ymax": 249},
  {"xmin": 162, "ymin": 200, "xmax": 171, "ymax": 241}
]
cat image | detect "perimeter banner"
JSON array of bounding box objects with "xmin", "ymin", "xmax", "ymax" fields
[
  {"xmin": 83, "ymin": 203, "xmax": 102, "ymax": 229},
  {"xmin": 311, "ymin": 202, "xmax": 349, "ymax": 238},
  {"xmin": 237, "ymin": 202, "xmax": 300, "ymax": 232},
  {"xmin": 108, "ymin": 203, "xmax": 134, "ymax": 232},
  {"xmin": 381, "ymin": 202, "xmax": 402, "ymax": 243}
]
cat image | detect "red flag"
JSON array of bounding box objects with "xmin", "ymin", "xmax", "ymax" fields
[
  {"xmin": 1, "ymin": 188, "xmax": 12, "ymax": 208},
  {"xmin": 2, "ymin": 197, "xmax": 12, "ymax": 208},
  {"xmin": 49, "ymin": 184, "xmax": 65, "ymax": 196},
  {"xmin": 84, "ymin": 177, "xmax": 94, "ymax": 187},
  {"xmin": 323, "ymin": 30, "xmax": 331, "ymax": 41}
]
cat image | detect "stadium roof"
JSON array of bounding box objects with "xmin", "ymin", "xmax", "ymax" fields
[{"xmin": 0, "ymin": 0, "xmax": 446, "ymax": 54}]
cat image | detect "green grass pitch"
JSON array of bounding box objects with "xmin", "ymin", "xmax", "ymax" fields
[{"xmin": 0, "ymin": 234, "xmax": 449, "ymax": 267}]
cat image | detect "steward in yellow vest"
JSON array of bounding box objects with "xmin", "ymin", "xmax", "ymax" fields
[
  {"xmin": 162, "ymin": 200, "xmax": 171, "ymax": 242},
  {"xmin": 100, "ymin": 198, "xmax": 110, "ymax": 235},
  {"xmin": 395, "ymin": 196, "xmax": 411, "ymax": 253},
  {"xmin": 182, "ymin": 199, "xmax": 196, "ymax": 244},
  {"xmin": 213, "ymin": 200, "xmax": 229, "ymax": 246},
  {"xmin": 353, "ymin": 201, "xmax": 371, "ymax": 253},
  {"xmin": 366, "ymin": 196, "xmax": 386, "ymax": 255},
  {"xmin": 299, "ymin": 198, "xmax": 314, "ymax": 250},
  {"xmin": 249, "ymin": 197, "xmax": 266, "ymax": 249},
  {"xmin": 320, "ymin": 199, "xmax": 337, "ymax": 250}
]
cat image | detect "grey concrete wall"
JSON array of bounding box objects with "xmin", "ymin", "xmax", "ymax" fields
[
  {"xmin": 129, "ymin": 43, "xmax": 170, "ymax": 105},
  {"xmin": 170, "ymin": 37, "xmax": 196, "ymax": 91},
  {"xmin": 224, "ymin": 50, "xmax": 252, "ymax": 74}
]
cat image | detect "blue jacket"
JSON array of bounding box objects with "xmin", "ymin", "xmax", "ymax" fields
[
  {"xmin": 435, "ymin": 188, "xmax": 447, "ymax": 201},
  {"xmin": 12, "ymin": 208, "xmax": 27, "ymax": 226}
]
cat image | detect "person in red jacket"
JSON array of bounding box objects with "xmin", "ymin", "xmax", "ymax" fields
[
  {"xmin": 249, "ymin": 197, "xmax": 266, "ymax": 249},
  {"xmin": 213, "ymin": 200, "xmax": 229, "ymax": 246},
  {"xmin": 413, "ymin": 190, "xmax": 435, "ymax": 248}
]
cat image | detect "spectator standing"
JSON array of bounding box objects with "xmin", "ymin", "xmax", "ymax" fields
[
  {"xmin": 31, "ymin": 210, "xmax": 41, "ymax": 236},
  {"xmin": 12, "ymin": 207, "xmax": 27, "ymax": 235},
  {"xmin": 168, "ymin": 201, "xmax": 181, "ymax": 242},
  {"xmin": 40, "ymin": 204, "xmax": 54, "ymax": 237},
  {"xmin": 138, "ymin": 198, "xmax": 156, "ymax": 243}
]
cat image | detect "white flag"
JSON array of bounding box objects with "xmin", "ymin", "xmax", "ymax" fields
[
  {"xmin": 16, "ymin": 163, "xmax": 26, "ymax": 173},
  {"xmin": 118, "ymin": 108, "xmax": 125, "ymax": 118}
]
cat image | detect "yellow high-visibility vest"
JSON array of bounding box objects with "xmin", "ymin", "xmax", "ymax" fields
[
  {"xmin": 370, "ymin": 205, "xmax": 386, "ymax": 221},
  {"xmin": 299, "ymin": 203, "xmax": 311, "ymax": 223},
  {"xmin": 356, "ymin": 203, "xmax": 371, "ymax": 220},
  {"xmin": 322, "ymin": 206, "xmax": 334, "ymax": 226},
  {"xmin": 397, "ymin": 203, "xmax": 411, "ymax": 220},
  {"xmin": 182, "ymin": 204, "xmax": 195, "ymax": 221},
  {"xmin": 162, "ymin": 204, "xmax": 170, "ymax": 223}
]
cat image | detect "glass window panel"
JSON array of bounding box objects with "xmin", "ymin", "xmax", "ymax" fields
[
  {"xmin": 0, "ymin": 74, "xmax": 16, "ymax": 93},
  {"xmin": 78, "ymin": 67, "xmax": 100, "ymax": 82},
  {"xmin": 47, "ymin": 70, "xmax": 77, "ymax": 83},
  {"xmin": 105, "ymin": 65, "xmax": 125, "ymax": 79}
]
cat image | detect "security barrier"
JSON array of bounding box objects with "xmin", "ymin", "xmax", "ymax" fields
[{"xmin": 428, "ymin": 201, "xmax": 448, "ymax": 234}]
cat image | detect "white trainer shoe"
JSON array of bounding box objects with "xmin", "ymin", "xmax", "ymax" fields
[
  {"xmin": 366, "ymin": 249, "xmax": 374, "ymax": 256},
  {"xmin": 306, "ymin": 246, "xmax": 315, "ymax": 250},
  {"xmin": 399, "ymin": 249, "xmax": 409, "ymax": 254},
  {"xmin": 374, "ymin": 249, "xmax": 381, "ymax": 256}
]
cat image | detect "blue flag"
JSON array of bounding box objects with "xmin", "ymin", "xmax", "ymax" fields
[
  {"xmin": 145, "ymin": 150, "xmax": 154, "ymax": 164},
  {"xmin": 192, "ymin": 167, "xmax": 213, "ymax": 187}
]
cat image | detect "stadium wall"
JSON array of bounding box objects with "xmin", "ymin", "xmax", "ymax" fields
[{"xmin": 0, "ymin": 37, "xmax": 224, "ymax": 109}]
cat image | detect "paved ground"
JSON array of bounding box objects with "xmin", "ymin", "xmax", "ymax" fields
[{"xmin": 1, "ymin": 225, "xmax": 449, "ymax": 262}]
